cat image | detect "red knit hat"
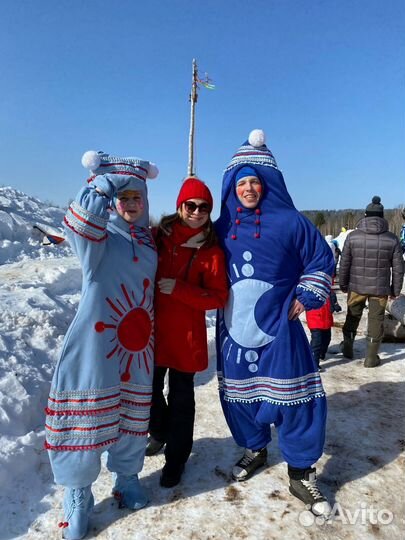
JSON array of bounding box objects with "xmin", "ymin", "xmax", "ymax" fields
[{"xmin": 176, "ymin": 177, "xmax": 213, "ymax": 210}]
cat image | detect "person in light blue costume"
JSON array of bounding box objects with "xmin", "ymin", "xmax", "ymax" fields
[
  {"xmin": 45, "ymin": 150, "xmax": 158, "ymax": 540},
  {"xmin": 215, "ymin": 129, "xmax": 335, "ymax": 517}
]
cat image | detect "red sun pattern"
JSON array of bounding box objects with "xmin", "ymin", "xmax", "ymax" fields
[{"xmin": 95, "ymin": 279, "xmax": 154, "ymax": 381}]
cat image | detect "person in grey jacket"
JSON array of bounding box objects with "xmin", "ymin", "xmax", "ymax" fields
[{"xmin": 339, "ymin": 196, "xmax": 404, "ymax": 367}]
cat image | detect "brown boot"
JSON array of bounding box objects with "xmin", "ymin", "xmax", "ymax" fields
[
  {"xmin": 340, "ymin": 332, "xmax": 355, "ymax": 359},
  {"xmin": 364, "ymin": 340, "xmax": 381, "ymax": 368}
]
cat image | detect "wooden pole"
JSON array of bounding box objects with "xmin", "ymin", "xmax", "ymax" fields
[{"xmin": 187, "ymin": 59, "xmax": 198, "ymax": 176}]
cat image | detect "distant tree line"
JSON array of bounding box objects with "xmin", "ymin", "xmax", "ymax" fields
[{"xmin": 301, "ymin": 207, "xmax": 404, "ymax": 238}]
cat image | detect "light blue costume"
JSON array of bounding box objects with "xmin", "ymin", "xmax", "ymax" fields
[
  {"xmin": 215, "ymin": 133, "xmax": 335, "ymax": 469},
  {"xmin": 45, "ymin": 152, "xmax": 157, "ymax": 537}
]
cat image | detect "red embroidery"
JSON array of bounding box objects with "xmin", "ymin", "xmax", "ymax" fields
[
  {"xmin": 45, "ymin": 404, "xmax": 120, "ymax": 416},
  {"xmin": 64, "ymin": 217, "xmax": 107, "ymax": 243},
  {"xmin": 95, "ymin": 281, "xmax": 153, "ymax": 381},
  {"xmin": 68, "ymin": 206, "xmax": 106, "ymax": 231},
  {"xmin": 44, "ymin": 438, "xmax": 118, "ymax": 451}
]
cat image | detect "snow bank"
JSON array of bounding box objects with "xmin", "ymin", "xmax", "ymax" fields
[{"xmin": 0, "ymin": 186, "xmax": 72, "ymax": 264}]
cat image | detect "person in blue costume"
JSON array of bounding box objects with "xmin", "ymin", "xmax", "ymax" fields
[
  {"xmin": 215, "ymin": 130, "xmax": 335, "ymax": 517},
  {"xmin": 45, "ymin": 150, "xmax": 159, "ymax": 540}
]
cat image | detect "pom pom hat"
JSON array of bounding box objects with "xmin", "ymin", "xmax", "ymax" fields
[
  {"xmin": 216, "ymin": 129, "xmax": 295, "ymax": 241},
  {"xmin": 81, "ymin": 150, "xmax": 158, "ymax": 230},
  {"xmin": 81, "ymin": 150, "xmax": 159, "ymax": 181},
  {"xmin": 365, "ymin": 196, "xmax": 384, "ymax": 217},
  {"xmin": 219, "ymin": 129, "xmax": 294, "ymax": 212},
  {"xmin": 225, "ymin": 129, "xmax": 278, "ymax": 173},
  {"xmin": 176, "ymin": 177, "xmax": 213, "ymax": 211}
]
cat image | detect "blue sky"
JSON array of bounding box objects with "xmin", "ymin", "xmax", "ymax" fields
[{"xmin": 1, "ymin": 0, "xmax": 404, "ymax": 218}]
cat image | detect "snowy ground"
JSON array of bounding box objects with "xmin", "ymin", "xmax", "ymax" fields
[{"xmin": 0, "ymin": 187, "xmax": 404, "ymax": 540}]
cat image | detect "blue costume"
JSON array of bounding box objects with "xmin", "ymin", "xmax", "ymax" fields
[
  {"xmin": 45, "ymin": 152, "xmax": 158, "ymax": 537},
  {"xmin": 215, "ymin": 133, "xmax": 335, "ymax": 469}
]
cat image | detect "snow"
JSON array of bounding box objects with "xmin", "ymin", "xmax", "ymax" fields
[
  {"xmin": 0, "ymin": 187, "xmax": 404, "ymax": 540},
  {"xmin": 0, "ymin": 186, "xmax": 71, "ymax": 264}
]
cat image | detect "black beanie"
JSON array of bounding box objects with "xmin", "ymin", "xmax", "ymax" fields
[{"xmin": 365, "ymin": 196, "xmax": 384, "ymax": 217}]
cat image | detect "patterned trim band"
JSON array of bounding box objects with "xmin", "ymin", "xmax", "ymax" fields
[
  {"xmin": 297, "ymin": 271, "xmax": 332, "ymax": 302},
  {"xmin": 225, "ymin": 144, "xmax": 278, "ymax": 172},
  {"xmin": 218, "ymin": 371, "xmax": 325, "ymax": 405},
  {"xmin": 64, "ymin": 200, "xmax": 108, "ymax": 242},
  {"xmin": 96, "ymin": 156, "xmax": 149, "ymax": 180},
  {"xmin": 45, "ymin": 383, "xmax": 152, "ymax": 450}
]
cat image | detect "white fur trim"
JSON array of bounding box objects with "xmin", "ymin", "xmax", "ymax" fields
[
  {"xmin": 147, "ymin": 163, "xmax": 159, "ymax": 179},
  {"xmin": 81, "ymin": 151, "xmax": 101, "ymax": 171},
  {"xmin": 248, "ymin": 129, "xmax": 266, "ymax": 147}
]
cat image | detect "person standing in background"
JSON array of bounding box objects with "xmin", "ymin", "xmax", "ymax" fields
[
  {"xmin": 306, "ymin": 288, "xmax": 341, "ymax": 370},
  {"xmin": 339, "ymin": 196, "xmax": 404, "ymax": 367},
  {"xmin": 400, "ymin": 208, "xmax": 405, "ymax": 255}
]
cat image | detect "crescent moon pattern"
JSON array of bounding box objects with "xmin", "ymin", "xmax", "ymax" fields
[
  {"xmin": 224, "ymin": 278, "xmax": 275, "ymax": 348},
  {"xmin": 219, "ymin": 250, "xmax": 276, "ymax": 372}
]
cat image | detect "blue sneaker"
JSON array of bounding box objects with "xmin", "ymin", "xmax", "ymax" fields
[
  {"xmin": 60, "ymin": 486, "xmax": 94, "ymax": 540},
  {"xmin": 112, "ymin": 474, "xmax": 149, "ymax": 510}
]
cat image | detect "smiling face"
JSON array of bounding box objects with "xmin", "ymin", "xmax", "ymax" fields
[
  {"xmin": 179, "ymin": 198, "xmax": 210, "ymax": 228},
  {"xmin": 236, "ymin": 176, "xmax": 262, "ymax": 209},
  {"xmin": 116, "ymin": 190, "xmax": 144, "ymax": 223}
]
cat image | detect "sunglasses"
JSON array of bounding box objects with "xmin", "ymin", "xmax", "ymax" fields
[{"xmin": 183, "ymin": 201, "xmax": 211, "ymax": 214}]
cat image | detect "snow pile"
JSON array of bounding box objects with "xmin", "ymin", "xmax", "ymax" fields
[
  {"xmin": 0, "ymin": 188, "xmax": 404, "ymax": 540},
  {"xmin": 0, "ymin": 258, "xmax": 82, "ymax": 495},
  {"xmin": 333, "ymin": 229, "xmax": 353, "ymax": 252},
  {"xmin": 0, "ymin": 186, "xmax": 72, "ymax": 264}
]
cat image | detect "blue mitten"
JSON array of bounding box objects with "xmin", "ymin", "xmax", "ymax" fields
[{"xmin": 91, "ymin": 174, "xmax": 132, "ymax": 199}]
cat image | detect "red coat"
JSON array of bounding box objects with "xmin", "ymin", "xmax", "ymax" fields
[
  {"xmin": 154, "ymin": 222, "xmax": 228, "ymax": 373},
  {"xmin": 306, "ymin": 297, "xmax": 333, "ymax": 330}
]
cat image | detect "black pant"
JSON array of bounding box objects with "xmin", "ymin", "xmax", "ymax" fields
[
  {"xmin": 310, "ymin": 329, "xmax": 331, "ymax": 366},
  {"xmin": 149, "ymin": 367, "xmax": 195, "ymax": 468}
]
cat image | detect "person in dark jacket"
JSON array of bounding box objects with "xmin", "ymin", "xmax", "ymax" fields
[{"xmin": 339, "ymin": 196, "xmax": 405, "ymax": 367}]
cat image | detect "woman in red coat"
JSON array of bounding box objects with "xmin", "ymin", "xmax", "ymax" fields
[{"xmin": 147, "ymin": 177, "xmax": 228, "ymax": 487}]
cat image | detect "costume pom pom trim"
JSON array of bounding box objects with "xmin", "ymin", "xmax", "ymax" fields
[
  {"xmin": 248, "ymin": 129, "xmax": 266, "ymax": 147},
  {"xmin": 81, "ymin": 150, "xmax": 101, "ymax": 170},
  {"xmin": 147, "ymin": 163, "xmax": 159, "ymax": 179}
]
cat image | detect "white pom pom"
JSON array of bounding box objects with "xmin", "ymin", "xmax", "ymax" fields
[
  {"xmin": 81, "ymin": 150, "xmax": 101, "ymax": 171},
  {"xmin": 147, "ymin": 163, "xmax": 159, "ymax": 179},
  {"xmin": 248, "ymin": 129, "xmax": 266, "ymax": 147}
]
